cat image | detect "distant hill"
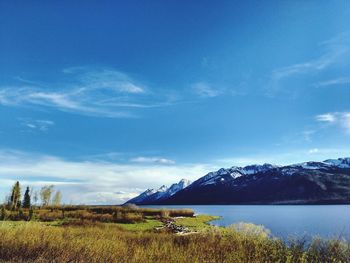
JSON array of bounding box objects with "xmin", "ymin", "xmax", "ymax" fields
[{"xmin": 126, "ymin": 158, "xmax": 350, "ymax": 205}]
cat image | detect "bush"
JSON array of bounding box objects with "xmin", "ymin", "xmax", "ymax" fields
[
  {"xmin": 160, "ymin": 210, "xmax": 170, "ymax": 218},
  {"xmin": 228, "ymin": 222, "xmax": 271, "ymax": 239},
  {"xmin": 113, "ymin": 211, "xmax": 144, "ymax": 223},
  {"xmin": 0, "ymin": 206, "xmax": 7, "ymax": 220},
  {"xmin": 122, "ymin": 203, "xmax": 139, "ymax": 210},
  {"xmin": 36, "ymin": 210, "xmax": 64, "ymax": 221}
]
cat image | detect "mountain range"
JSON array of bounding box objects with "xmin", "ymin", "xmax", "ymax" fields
[
  {"xmin": 125, "ymin": 158, "xmax": 350, "ymax": 205},
  {"xmin": 126, "ymin": 179, "xmax": 191, "ymax": 205}
]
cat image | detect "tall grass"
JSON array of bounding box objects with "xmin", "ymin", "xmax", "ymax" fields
[
  {"xmin": 1, "ymin": 205, "xmax": 349, "ymax": 262},
  {"xmin": 0, "ymin": 222, "xmax": 349, "ymax": 262},
  {"xmin": 0, "ymin": 205, "xmax": 194, "ymax": 224}
]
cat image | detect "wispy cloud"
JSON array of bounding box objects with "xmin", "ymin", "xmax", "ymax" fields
[
  {"xmin": 0, "ymin": 67, "xmax": 176, "ymax": 118},
  {"xmin": 130, "ymin": 156, "xmax": 175, "ymax": 165},
  {"xmin": 315, "ymin": 77, "xmax": 350, "ymax": 87},
  {"xmin": 268, "ymin": 32, "xmax": 350, "ymax": 95},
  {"xmin": 0, "ymin": 87, "xmax": 131, "ymax": 118},
  {"xmin": 302, "ymin": 130, "xmax": 316, "ymax": 142},
  {"xmin": 20, "ymin": 119, "xmax": 55, "ymax": 132},
  {"xmin": 316, "ymin": 113, "xmax": 337, "ymax": 123},
  {"xmin": 316, "ymin": 112, "xmax": 350, "ymax": 133},
  {"xmin": 191, "ymin": 82, "xmax": 221, "ymax": 98},
  {"xmin": 308, "ymin": 148, "xmax": 319, "ymax": 154},
  {"xmin": 64, "ymin": 67, "xmax": 145, "ymax": 94}
]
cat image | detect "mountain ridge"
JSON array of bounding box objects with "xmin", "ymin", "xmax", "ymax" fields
[{"xmin": 126, "ymin": 158, "xmax": 350, "ymax": 205}]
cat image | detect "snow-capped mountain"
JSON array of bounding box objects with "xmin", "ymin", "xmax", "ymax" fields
[
  {"xmin": 190, "ymin": 164, "xmax": 278, "ymax": 187},
  {"xmin": 125, "ymin": 179, "xmax": 191, "ymax": 205},
  {"xmin": 125, "ymin": 158, "xmax": 350, "ymax": 205},
  {"xmin": 125, "ymin": 189, "xmax": 157, "ymax": 205},
  {"xmin": 167, "ymin": 179, "xmax": 191, "ymax": 196},
  {"xmin": 290, "ymin": 158, "xmax": 350, "ymax": 170},
  {"xmin": 324, "ymin": 158, "xmax": 350, "ymax": 168}
]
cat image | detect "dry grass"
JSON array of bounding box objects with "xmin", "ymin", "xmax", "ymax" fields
[
  {"xmin": 0, "ymin": 221, "xmax": 349, "ymax": 263},
  {"xmin": 0, "ymin": 205, "xmax": 194, "ymax": 224},
  {"xmin": 1, "ymin": 206, "xmax": 349, "ymax": 262}
]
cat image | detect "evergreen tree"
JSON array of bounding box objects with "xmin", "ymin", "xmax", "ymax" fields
[
  {"xmin": 23, "ymin": 186, "xmax": 31, "ymax": 208},
  {"xmin": 10, "ymin": 181, "xmax": 21, "ymax": 210}
]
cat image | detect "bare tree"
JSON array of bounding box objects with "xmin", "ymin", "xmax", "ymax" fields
[
  {"xmin": 10, "ymin": 181, "xmax": 21, "ymax": 210},
  {"xmin": 52, "ymin": 191, "xmax": 62, "ymax": 206},
  {"xmin": 40, "ymin": 185, "xmax": 54, "ymax": 206},
  {"xmin": 32, "ymin": 189, "xmax": 39, "ymax": 205}
]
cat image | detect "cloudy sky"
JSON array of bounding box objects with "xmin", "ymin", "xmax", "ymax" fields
[{"xmin": 1, "ymin": 1, "xmax": 350, "ymax": 204}]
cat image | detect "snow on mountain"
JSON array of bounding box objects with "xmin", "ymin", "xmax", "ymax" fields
[
  {"xmin": 125, "ymin": 179, "xmax": 191, "ymax": 205},
  {"xmin": 125, "ymin": 188, "xmax": 157, "ymax": 204},
  {"xmin": 192, "ymin": 164, "xmax": 279, "ymax": 187},
  {"xmin": 324, "ymin": 158, "xmax": 350, "ymax": 168},
  {"xmin": 289, "ymin": 158, "xmax": 350, "ymax": 170},
  {"xmin": 167, "ymin": 179, "xmax": 191, "ymax": 196},
  {"xmin": 239, "ymin": 163, "xmax": 278, "ymax": 175},
  {"xmin": 159, "ymin": 157, "xmax": 350, "ymax": 205},
  {"xmin": 125, "ymin": 157, "xmax": 350, "ymax": 205}
]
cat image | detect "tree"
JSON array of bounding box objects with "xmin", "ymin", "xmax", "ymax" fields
[
  {"xmin": 52, "ymin": 190, "xmax": 62, "ymax": 206},
  {"xmin": 40, "ymin": 185, "xmax": 54, "ymax": 206},
  {"xmin": 22, "ymin": 186, "xmax": 31, "ymax": 208},
  {"xmin": 32, "ymin": 190, "xmax": 39, "ymax": 205},
  {"xmin": 10, "ymin": 181, "xmax": 21, "ymax": 210}
]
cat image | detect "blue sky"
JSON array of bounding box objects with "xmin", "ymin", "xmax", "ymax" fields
[{"xmin": 1, "ymin": 1, "xmax": 350, "ymax": 204}]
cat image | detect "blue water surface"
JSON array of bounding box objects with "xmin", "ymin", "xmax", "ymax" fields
[{"xmin": 144, "ymin": 205, "xmax": 350, "ymax": 240}]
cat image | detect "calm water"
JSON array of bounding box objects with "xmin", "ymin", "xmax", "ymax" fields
[{"xmin": 144, "ymin": 205, "xmax": 350, "ymax": 240}]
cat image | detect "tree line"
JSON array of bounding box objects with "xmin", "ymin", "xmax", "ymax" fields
[{"xmin": 4, "ymin": 181, "xmax": 62, "ymax": 210}]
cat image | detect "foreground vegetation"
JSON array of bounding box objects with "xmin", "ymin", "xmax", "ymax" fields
[
  {"xmin": 1, "ymin": 219, "xmax": 350, "ymax": 263},
  {"xmin": 1, "ymin": 182, "xmax": 349, "ymax": 262}
]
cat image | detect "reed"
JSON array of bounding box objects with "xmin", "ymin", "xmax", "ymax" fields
[{"xmin": 0, "ymin": 221, "xmax": 349, "ymax": 263}]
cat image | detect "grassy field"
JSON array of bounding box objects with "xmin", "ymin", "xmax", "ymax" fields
[
  {"xmin": 175, "ymin": 214, "xmax": 220, "ymax": 231},
  {"xmin": 0, "ymin": 206, "xmax": 349, "ymax": 262}
]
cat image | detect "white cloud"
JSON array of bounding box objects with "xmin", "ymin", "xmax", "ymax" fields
[
  {"xmin": 2, "ymin": 148, "xmax": 350, "ymax": 204},
  {"xmin": 302, "ymin": 130, "xmax": 316, "ymax": 142},
  {"xmin": 316, "ymin": 113, "xmax": 337, "ymax": 123},
  {"xmin": 0, "ymin": 67, "xmax": 175, "ymax": 118},
  {"xmin": 20, "ymin": 119, "xmax": 55, "ymax": 132},
  {"xmin": 191, "ymin": 82, "xmax": 221, "ymax": 98},
  {"xmin": 68, "ymin": 67, "xmax": 145, "ymax": 94},
  {"xmin": 0, "ymin": 149, "xmax": 214, "ymax": 204},
  {"xmin": 0, "ymin": 86, "xmax": 132, "ymax": 118},
  {"xmin": 130, "ymin": 156, "xmax": 175, "ymax": 165},
  {"xmin": 268, "ymin": 32, "xmax": 350, "ymax": 95},
  {"xmin": 316, "ymin": 112, "xmax": 350, "ymax": 133},
  {"xmin": 315, "ymin": 77, "xmax": 350, "ymax": 87},
  {"xmin": 308, "ymin": 148, "xmax": 319, "ymax": 154}
]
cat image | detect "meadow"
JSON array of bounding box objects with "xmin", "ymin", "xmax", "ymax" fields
[{"xmin": 0, "ymin": 205, "xmax": 350, "ymax": 262}]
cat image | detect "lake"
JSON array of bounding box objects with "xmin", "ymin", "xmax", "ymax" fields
[{"xmin": 144, "ymin": 205, "xmax": 350, "ymax": 240}]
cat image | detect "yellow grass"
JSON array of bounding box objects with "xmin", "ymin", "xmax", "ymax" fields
[{"xmin": 0, "ymin": 221, "xmax": 349, "ymax": 263}]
